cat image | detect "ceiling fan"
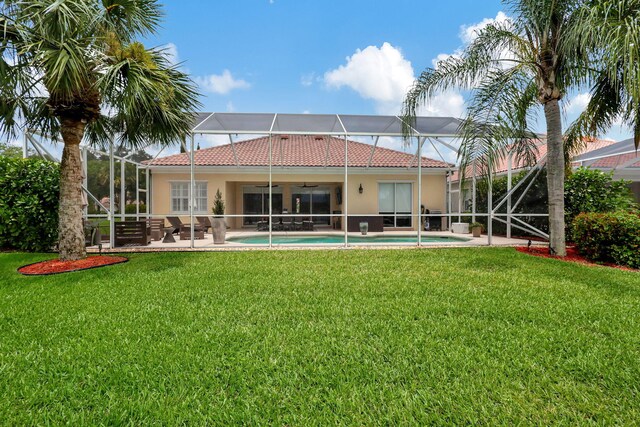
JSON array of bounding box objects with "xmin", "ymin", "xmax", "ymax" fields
[
  {"xmin": 296, "ymin": 183, "xmax": 318, "ymax": 188},
  {"xmin": 256, "ymin": 184, "xmax": 279, "ymax": 188}
]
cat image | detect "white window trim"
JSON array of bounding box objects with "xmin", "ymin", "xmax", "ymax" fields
[{"xmin": 170, "ymin": 181, "xmax": 208, "ymax": 214}]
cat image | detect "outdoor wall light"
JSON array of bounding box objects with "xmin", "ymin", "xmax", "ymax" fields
[{"xmin": 358, "ymin": 183, "xmax": 363, "ymax": 194}]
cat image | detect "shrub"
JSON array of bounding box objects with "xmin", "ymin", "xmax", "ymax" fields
[
  {"xmin": 572, "ymin": 212, "xmax": 640, "ymax": 269},
  {"xmin": 125, "ymin": 203, "xmax": 146, "ymax": 214},
  {"xmin": 0, "ymin": 156, "xmax": 60, "ymax": 252},
  {"xmin": 565, "ymin": 167, "xmax": 636, "ymax": 221}
]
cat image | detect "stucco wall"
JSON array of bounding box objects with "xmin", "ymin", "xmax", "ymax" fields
[{"xmin": 149, "ymin": 170, "xmax": 447, "ymax": 230}]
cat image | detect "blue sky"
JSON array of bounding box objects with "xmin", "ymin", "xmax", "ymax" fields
[
  {"xmin": 147, "ymin": 0, "xmax": 503, "ymax": 116},
  {"xmin": 141, "ymin": 0, "xmax": 631, "ymax": 147},
  {"xmin": 15, "ymin": 1, "xmax": 631, "ymax": 160}
]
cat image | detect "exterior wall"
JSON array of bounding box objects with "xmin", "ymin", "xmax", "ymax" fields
[{"xmin": 150, "ymin": 169, "xmax": 448, "ymax": 230}]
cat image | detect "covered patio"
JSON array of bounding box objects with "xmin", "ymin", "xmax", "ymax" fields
[{"xmin": 24, "ymin": 113, "xmax": 545, "ymax": 250}]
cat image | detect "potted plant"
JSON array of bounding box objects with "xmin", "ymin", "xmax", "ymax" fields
[
  {"xmin": 470, "ymin": 222, "xmax": 484, "ymax": 237},
  {"xmin": 359, "ymin": 222, "xmax": 368, "ymax": 235},
  {"xmin": 212, "ymin": 189, "xmax": 226, "ymax": 244}
]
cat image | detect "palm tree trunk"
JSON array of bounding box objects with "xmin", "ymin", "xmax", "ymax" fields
[
  {"xmin": 544, "ymin": 99, "xmax": 566, "ymax": 256},
  {"xmin": 58, "ymin": 118, "xmax": 87, "ymax": 261}
]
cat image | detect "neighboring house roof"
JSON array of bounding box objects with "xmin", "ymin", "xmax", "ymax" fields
[
  {"xmin": 573, "ymin": 137, "xmax": 640, "ymax": 169},
  {"xmin": 146, "ymin": 135, "xmax": 452, "ymax": 169},
  {"xmin": 451, "ymin": 137, "xmax": 617, "ymax": 181}
]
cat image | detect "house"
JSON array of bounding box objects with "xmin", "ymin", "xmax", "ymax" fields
[
  {"xmin": 145, "ymin": 134, "xmax": 452, "ymax": 231},
  {"xmin": 573, "ymin": 137, "xmax": 640, "ymax": 202},
  {"xmin": 449, "ymin": 136, "xmax": 618, "ymax": 212}
]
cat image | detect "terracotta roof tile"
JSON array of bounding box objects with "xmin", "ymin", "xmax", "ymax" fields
[
  {"xmin": 146, "ymin": 135, "xmax": 451, "ymax": 168},
  {"xmin": 451, "ymin": 137, "xmax": 617, "ymax": 181}
]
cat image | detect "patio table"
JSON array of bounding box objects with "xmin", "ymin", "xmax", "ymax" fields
[{"xmin": 162, "ymin": 227, "xmax": 176, "ymax": 243}]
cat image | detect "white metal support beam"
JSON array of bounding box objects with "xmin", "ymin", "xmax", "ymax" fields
[
  {"xmin": 335, "ymin": 114, "xmax": 348, "ymax": 248},
  {"xmin": 228, "ymin": 134, "xmax": 240, "ymax": 168},
  {"xmin": 120, "ymin": 158, "xmax": 125, "ymax": 221},
  {"xmin": 190, "ymin": 135, "xmax": 195, "ymax": 249},
  {"xmin": 268, "ymin": 114, "xmax": 278, "ymax": 249},
  {"xmin": 506, "ymin": 153, "xmax": 512, "ymax": 239},
  {"xmin": 472, "ymin": 161, "xmax": 477, "ymax": 223},
  {"xmin": 109, "ymin": 141, "xmax": 115, "ymax": 249},
  {"xmin": 417, "ymin": 136, "xmax": 423, "ymax": 246},
  {"xmin": 366, "ymin": 136, "xmax": 380, "ymax": 169}
]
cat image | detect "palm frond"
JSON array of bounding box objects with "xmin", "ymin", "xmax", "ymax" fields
[
  {"xmin": 402, "ymin": 21, "xmax": 535, "ymax": 134},
  {"xmin": 457, "ymin": 68, "xmax": 540, "ymax": 185},
  {"xmin": 99, "ymin": 0, "xmax": 162, "ymax": 42},
  {"xmin": 96, "ymin": 43, "xmax": 201, "ymax": 150}
]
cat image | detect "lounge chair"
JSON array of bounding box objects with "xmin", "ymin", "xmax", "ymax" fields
[
  {"xmin": 166, "ymin": 216, "xmax": 183, "ymax": 234},
  {"xmin": 196, "ymin": 216, "xmax": 212, "ymax": 233}
]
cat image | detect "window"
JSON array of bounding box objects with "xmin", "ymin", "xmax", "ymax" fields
[
  {"xmin": 379, "ymin": 182, "xmax": 412, "ymax": 227},
  {"xmin": 170, "ymin": 182, "xmax": 208, "ymax": 213}
]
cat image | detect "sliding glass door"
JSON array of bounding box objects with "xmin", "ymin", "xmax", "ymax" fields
[
  {"xmin": 290, "ymin": 186, "xmax": 331, "ymax": 225},
  {"xmin": 242, "ymin": 186, "xmax": 283, "ymax": 226}
]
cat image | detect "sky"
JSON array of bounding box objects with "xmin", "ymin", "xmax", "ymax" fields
[{"xmin": 16, "ymin": 0, "xmax": 633, "ymax": 161}]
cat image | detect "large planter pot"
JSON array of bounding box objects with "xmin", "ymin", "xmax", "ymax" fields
[
  {"xmin": 359, "ymin": 222, "xmax": 368, "ymax": 235},
  {"xmin": 212, "ymin": 217, "xmax": 226, "ymax": 244},
  {"xmin": 471, "ymin": 226, "xmax": 482, "ymax": 238}
]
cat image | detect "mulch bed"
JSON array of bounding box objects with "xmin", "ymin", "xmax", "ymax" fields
[
  {"xmin": 18, "ymin": 255, "xmax": 128, "ymax": 276},
  {"xmin": 515, "ymin": 246, "xmax": 636, "ymax": 271}
]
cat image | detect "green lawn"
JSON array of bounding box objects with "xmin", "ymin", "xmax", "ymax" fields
[{"xmin": 0, "ymin": 248, "xmax": 638, "ymax": 424}]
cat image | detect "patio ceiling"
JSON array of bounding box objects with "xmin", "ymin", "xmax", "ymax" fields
[{"xmin": 191, "ymin": 113, "xmax": 464, "ymax": 137}]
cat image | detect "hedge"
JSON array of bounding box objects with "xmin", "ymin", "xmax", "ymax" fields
[
  {"xmin": 572, "ymin": 211, "xmax": 640, "ymax": 269},
  {"xmin": 0, "ymin": 156, "xmax": 60, "ymax": 252}
]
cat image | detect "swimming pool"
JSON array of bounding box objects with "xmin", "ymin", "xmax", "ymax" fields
[{"xmin": 227, "ymin": 234, "xmax": 471, "ymax": 245}]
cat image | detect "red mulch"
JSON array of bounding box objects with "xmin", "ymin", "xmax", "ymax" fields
[
  {"xmin": 18, "ymin": 255, "xmax": 128, "ymax": 275},
  {"xmin": 515, "ymin": 246, "xmax": 637, "ymax": 271}
]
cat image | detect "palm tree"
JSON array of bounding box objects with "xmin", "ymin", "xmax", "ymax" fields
[
  {"xmin": 403, "ymin": 0, "xmax": 604, "ymax": 257},
  {"xmin": 566, "ymin": 0, "xmax": 640, "ymax": 151},
  {"xmin": 0, "ymin": 0, "xmax": 200, "ymax": 260}
]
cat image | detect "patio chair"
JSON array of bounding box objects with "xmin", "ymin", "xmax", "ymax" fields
[
  {"xmin": 146, "ymin": 218, "xmax": 165, "ymax": 241},
  {"xmin": 179, "ymin": 223, "xmax": 205, "ymax": 240},
  {"xmin": 196, "ymin": 216, "xmax": 212, "ymax": 233},
  {"xmin": 166, "ymin": 216, "xmax": 183, "ymax": 234},
  {"xmin": 282, "ymin": 216, "xmax": 293, "ymax": 231}
]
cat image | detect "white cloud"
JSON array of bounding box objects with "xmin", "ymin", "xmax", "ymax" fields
[
  {"xmin": 565, "ymin": 92, "xmax": 591, "ymax": 114},
  {"xmin": 431, "ymin": 52, "xmax": 460, "ymax": 69},
  {"xmin": 162, "ymin": 43, "xmax": 179, "ymax": 65},
  {"xmin": 321, "ymin": 13, "xmax": 513, "ymax": 118},
  {"xmin": 196, "ymin": 70, "xmax": 250, "ymax": 95},
  {"xmin": 226, "ymin": 101, "xmax": 235, "ymax": 112},
  {"xmin": 323, "ymin": 42, "xmax": 465, "ymax": 117},
  {"xmin": 302, "ymin": 110, "xmax": 311, "ymax": 114},
  {"xmin": 300, "ymin": 72, "xmax": 316, "ymax": 87},
  {"xmin": 416, "ymin": 91, "xmax": 465, "ymax": 118},
  {"xmin": 324, "ymin": 42, "xmax": 414, "ymax": 115},
  {"xmin": 460, "ymin": 11, "xmax": 509, "ymax": 44}
]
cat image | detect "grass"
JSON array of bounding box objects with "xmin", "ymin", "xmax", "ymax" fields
[{"xmin": 0, "ymin": 248, "xmax": 638, "ymax": 424}]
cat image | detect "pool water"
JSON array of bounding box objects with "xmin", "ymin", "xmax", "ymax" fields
[{"xmin": 227, "ymin": 234, "xmax": 471, "ymax": 245}]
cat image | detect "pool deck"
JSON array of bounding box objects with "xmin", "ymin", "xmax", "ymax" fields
[{"xmin": 89, "ymin": 229, "xmax": 540, "ymax": 253}]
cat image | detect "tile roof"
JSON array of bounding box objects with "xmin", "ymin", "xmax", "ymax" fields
[
  {"xmin": 589, "ymin": 152, "xmax": 640, "ymax": 168},
  {"xmin": 146, "ymin": 135, "xmax": 451, "ymax": 168},
  {"xmin": 452, "ymin": 137, "xmax": 617, "ymax": 181}
]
